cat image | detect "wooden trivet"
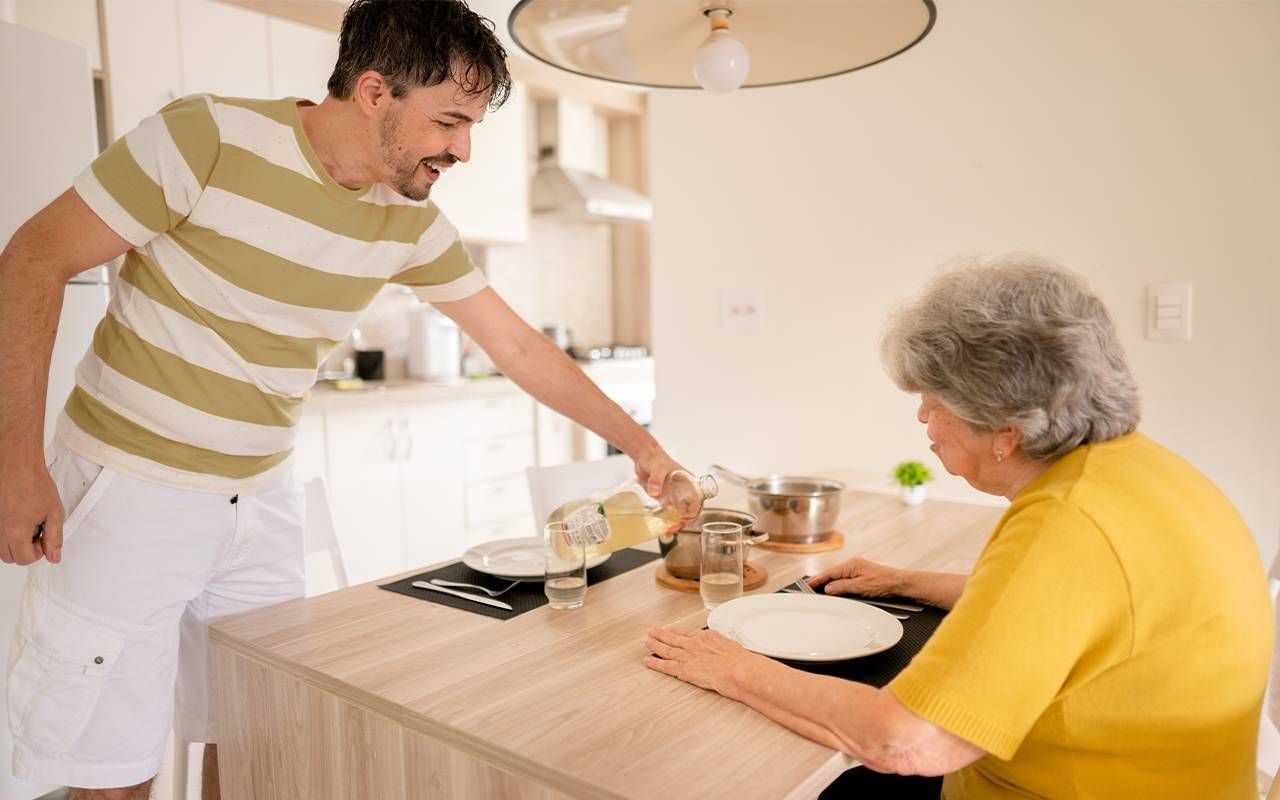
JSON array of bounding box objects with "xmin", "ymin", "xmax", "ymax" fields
[
  {"xmin": 754, "ymin": 531, "xmax": 845, "ymax": 553},
  {"xmin": 655, "ymin": 562, "xmax": 768, "ymax": 594}
]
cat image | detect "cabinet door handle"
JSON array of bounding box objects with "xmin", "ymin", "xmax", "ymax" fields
[
  {"xmin": 386, "ymin": 419, "xmax": 399, "ymax": 461},
  {"xmin": 400, "ymin": 418, "xmax": 414, "ymax": 461}
]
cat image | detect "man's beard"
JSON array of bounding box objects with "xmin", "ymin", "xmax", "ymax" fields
[{"xmin": 379, "ymin": 110, "xmax": 454, "ymax": 202}]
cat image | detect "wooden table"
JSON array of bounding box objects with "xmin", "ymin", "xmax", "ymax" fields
[{"xmin": 210, "ymin": 490, "xmax": 1003, "ymax": 799}]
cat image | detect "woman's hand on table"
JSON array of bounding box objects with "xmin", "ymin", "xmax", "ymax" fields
[
  {"xmin": 644, "ymin": 627, "xmax": 755, "ymax": 695},
  {"xmin": 808, "ymin": 557, "xmax": 904, "ymax": 598}
]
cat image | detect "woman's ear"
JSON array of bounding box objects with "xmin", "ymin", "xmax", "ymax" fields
[{"xmin": 993, "ymin": 426, "xmax": 1023, "ymax": 461}]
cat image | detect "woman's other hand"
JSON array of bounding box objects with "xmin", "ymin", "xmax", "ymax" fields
[
  {"xmin": 808, "ymin": 557, "xmax": 903, "ymax": 597},
  {"xmin": 644, "ymin": 627, "xmax": 754, "ymax": 695}
]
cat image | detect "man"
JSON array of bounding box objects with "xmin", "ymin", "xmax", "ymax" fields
[{"xmin": 0, "ymin": 2, "xmax": 681, "ymax": 798}]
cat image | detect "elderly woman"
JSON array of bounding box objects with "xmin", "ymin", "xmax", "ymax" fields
[{"xmin": 645, "ymin": 256, "xmax": 1271, "ymax": 798}]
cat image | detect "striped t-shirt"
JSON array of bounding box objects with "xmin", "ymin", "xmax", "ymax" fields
[{"xmin": 64, "ymin": 95, "xmax": 487, "ymax": 492}]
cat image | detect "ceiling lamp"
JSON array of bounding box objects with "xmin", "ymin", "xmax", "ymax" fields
[{"xmin": 508, "ymin": 0, "xmax": 937, "ymax": 93}]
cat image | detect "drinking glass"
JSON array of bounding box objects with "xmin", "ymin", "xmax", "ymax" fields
[
  {"xmin": 544, "ymin": 521, "xmax": 588, "ymax": 609},
  {"xmin": 699, "ymin": 521, "xmax": 744, "ymax": 609}
]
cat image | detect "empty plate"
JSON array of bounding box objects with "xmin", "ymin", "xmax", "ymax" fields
[
  {"xmin": 461, "ymin": 537, "xmax": 610, "ymax": 579},
  {"xmin": 708, "ymin": 594, "xmax": 904, "ymax": 662}
]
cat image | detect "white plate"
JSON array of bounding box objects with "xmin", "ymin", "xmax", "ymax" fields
[
  {"xmin": 708, "ymin": 594, "xmax": 904, "ymax": 662},
  {"xmin": 461, "ymin": 537, "xmax": 610, "ymax": 579}
]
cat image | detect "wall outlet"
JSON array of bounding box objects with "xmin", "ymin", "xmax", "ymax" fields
[
  {"xmin": 1146, "ymin": 282, "xmax": 1192, "ymax": 342},
  {"xmin": 720, "ymin": 289, "xmax": 761, "ymax": 333}
]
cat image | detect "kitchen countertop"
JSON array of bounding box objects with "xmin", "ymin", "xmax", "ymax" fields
[
  {"xmin": 208, "ymin": 487, "xmax": 1001, "ymax": 799},
  {"xmin": 309, "ymin": 357, "xmax": 654, "ymax": 412}
]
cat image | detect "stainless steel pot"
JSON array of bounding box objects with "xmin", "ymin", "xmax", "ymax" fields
[
  {"xmin": 711, "ymin": 465, "xmax": 845, "ymax": 545},
  {"xmin": 658, "ymin": 508, "xmax": 768, "ymax": 580}
]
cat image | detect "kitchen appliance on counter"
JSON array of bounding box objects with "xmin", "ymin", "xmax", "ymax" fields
[
  {"xmin": 541, "ymin": 323, "xmax": 573, "ymax": 351},
  {"xmin": 408, "ymin": 305, "xmax": 463, "ymax": 381}
]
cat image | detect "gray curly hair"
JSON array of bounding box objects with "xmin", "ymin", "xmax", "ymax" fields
[{"xmin": 881, "ymin": 254, "xmax": 1141, "ymax": 461}]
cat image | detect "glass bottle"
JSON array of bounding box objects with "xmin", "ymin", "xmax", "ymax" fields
[{"xmin": 549, "ymin": 470, "xmax": 719, "ymax": 558}]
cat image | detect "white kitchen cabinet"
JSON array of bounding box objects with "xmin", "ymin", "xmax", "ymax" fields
[
  {"xmin": 535, "ymin": 404, "xmax": 576, "ymax": 467},
  {"xmin": 268, "ymin": 16, "xmax": 338, "ymax": 101},
  {"xmin": 178, "ymin": 0, "xmax": 271, "ymax": 99},
  {"xmin": 309, "ymin": 389, "xmax": 541, "ymax": 583},
  {"xmin": 322, "ymin": 407, "xmax": 405, "ymax": 586},
  {"xmin": 431, "ymin": 82, "xmax": 529, "ymax": 244},
  {"xmin": 292, "ymin": 411, "xmax": 327, "ymax": 484},
  {"xmin": 466, "ymin": 432, "xmax": 536, "ymax": 481},
  {"xmin": 465, "ymin": 475, "xmax": 532, "ymax": 528},
  {"xmin": 457, "ymin": 395, "xmax": 537, "ymax": 544},
  {"xmin": 100, "ymin": 0, "xmax": 183, "ymax": 138},
  {"xmin": 399, "ymin": 403, "xmax": 468, "ymax": 570}
]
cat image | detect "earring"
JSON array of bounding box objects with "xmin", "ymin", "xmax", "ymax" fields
[{"xmin": 994, "ymin": 450, "xmax": 1004, "ymax": 462}]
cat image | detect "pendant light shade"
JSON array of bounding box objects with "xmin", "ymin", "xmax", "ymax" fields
[{"xmin": 508, "ymin": 0, "xmax": 937, "ymax": 92}]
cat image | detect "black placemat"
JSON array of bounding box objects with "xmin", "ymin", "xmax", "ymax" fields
[
  {"xmin": 379, "ymin": 548, "xmax": 662, "ymax": 620},
  {"xmin": 778, "ymin": 590, "xmax": 948, "ymax": 688}
]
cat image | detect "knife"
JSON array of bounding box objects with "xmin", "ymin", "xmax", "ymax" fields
[
  {"xmin": 411, "ymin": 581, "xmax": 514, "ymax": 611},
  {"xmin": 856, "ymin": 598, "xmax": 924, "ymax": 613}
]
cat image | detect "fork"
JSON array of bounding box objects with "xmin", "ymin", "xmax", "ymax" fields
[
  {"xmin": 792, "ymin": 577, "xmax": 910, "ymax": 620},
  {"xmin": 791, "ymin": 577, "xmax": 819, "ymax": 595},
  {"xmin": 429, "ymin": 578, "xmax": 524, "ymax": 597}
]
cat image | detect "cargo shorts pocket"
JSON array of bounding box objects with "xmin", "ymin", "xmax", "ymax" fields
[{"xmin": 7, "ymin": 589, "xmax": 126, "ymax": 755}]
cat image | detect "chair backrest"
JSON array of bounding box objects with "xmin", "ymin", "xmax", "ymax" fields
[
  {"xmin": 304, "ymin": 476, "xmax": 349, "ymax": 593},
  {"xmin": 525, "ymin": 455, "xmax": 635, "ymax": 536}
]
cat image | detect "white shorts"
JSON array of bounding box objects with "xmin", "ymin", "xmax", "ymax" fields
[{"xmin": 6, "ymin": 444, "xmax": 304, "ymax": 789}]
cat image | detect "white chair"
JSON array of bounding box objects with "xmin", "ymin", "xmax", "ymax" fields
[
  {"xmin": 525, "ymin": 455, "xmax": 636, "ymax": 535},
  {"xmin": 301, "ymin": 476, "xmax": 350, "ymax": 595},
  {"xmin": 171, "ymin": 477, "xmax": 349, "ymax": 799}
]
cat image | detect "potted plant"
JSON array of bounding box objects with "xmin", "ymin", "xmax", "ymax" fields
[{"xmin": 893, "ymin": 460, "xmax": 934, "ymax": 507}]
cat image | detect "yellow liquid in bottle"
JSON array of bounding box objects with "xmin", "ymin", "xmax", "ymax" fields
[{"xmin": 550, "ymin": 492, "xmax": 688, "ymax": 558}]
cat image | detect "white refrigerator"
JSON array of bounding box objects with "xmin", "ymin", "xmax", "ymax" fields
[{"xmin": 0, "ymin": 21, "xmax": 107, "ymax": 799}]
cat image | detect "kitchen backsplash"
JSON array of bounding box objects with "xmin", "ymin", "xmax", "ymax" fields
[
  {"xmin": 480, "ymin": 218, "xmax": 614, "ymax": 349},
  {"xmin": 330, "ymin": 218, "xmax": 615, "ymax": 379}
]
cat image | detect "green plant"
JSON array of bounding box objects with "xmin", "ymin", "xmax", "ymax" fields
[{"xmin": 893, "ymin": 460, "xmax": 934, "ymax": 487}]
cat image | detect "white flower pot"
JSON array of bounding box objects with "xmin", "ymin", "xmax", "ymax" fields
[{"xmin": 902, "ymin": 484, "xmax": 927, "ymax": 507}]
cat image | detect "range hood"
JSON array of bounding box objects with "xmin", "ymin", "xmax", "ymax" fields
[{"xmin": 530, "ymin": 98, "xmax": 652, "ymax": 223}]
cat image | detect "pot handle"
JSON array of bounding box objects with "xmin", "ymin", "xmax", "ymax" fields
[
  {"xmin": 745, "ymin": 531, "xmax": 770, "ymax": 546},
  {"xmin": 710, "ymin": 464, "xmax": 752, "ymax": 487}
]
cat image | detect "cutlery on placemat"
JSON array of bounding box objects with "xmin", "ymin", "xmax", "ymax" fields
[
  {"xmin": 429, "ymin": 578, "xmax": 523, "ymax": 598},
  {"xmin": 855, "ymin": 598, "xmax": 924, "ymax": 613},
  {"xmin": 798, "ymin": 576, "xmax": 924, "ymax": 613},
  {"xmin": 411, "ymin": 580, "xmax": 513, "ymax": 610},
  {"xmin": 790, "ymin": 578, "xmax": 911, "ymax": 620},
  {"xmin": 790, "ymin": 577, "xmax": 819, "ymax": 595}
]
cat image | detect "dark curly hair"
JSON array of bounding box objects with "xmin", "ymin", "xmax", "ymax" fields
[{"xmin": 327, "ymin": 0, "xmax": 511, "ymax": 110}]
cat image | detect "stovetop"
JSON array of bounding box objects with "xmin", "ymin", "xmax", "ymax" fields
[{"xmin": 569, "ymin": 344, "xmax": 650, "ymax": 361}]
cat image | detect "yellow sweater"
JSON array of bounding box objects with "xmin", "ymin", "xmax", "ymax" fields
[{"xmin": 888, "ymin": 433, "xmax": 1271, "ymax": 798}]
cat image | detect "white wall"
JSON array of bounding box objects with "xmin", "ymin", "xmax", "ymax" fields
[{"xmin": 647, "ymin": 1, "xmax": 1280, "ymax": 560}]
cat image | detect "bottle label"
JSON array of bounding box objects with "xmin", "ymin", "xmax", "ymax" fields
[{"xmin": 563, "ymin": 504, "xmax": 611, "ymax": 546}]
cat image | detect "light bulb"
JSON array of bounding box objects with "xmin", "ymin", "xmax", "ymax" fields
[{"xmin": 693, "ymin": 9, "xmax": 749, "ymax": 93}]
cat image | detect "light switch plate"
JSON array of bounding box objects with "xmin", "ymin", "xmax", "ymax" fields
[
  {"xmin": 1146, "ymin": 282, "xmax": 1192, "ymax": 341},
  {"xmin": 720, "ymin": 289, "xmax": 761, "ymax": 333}
]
